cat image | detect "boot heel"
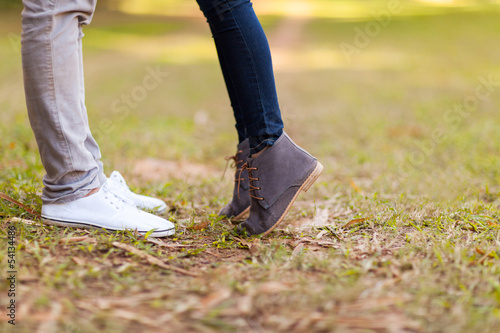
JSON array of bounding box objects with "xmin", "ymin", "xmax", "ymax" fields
[{"xmin": 303, "ymin": 162, "xmax": 323, "ymax": 193}]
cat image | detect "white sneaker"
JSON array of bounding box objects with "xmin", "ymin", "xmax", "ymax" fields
[
  {"xmin": 108, "ymin": 171, "xmax": 168, "ymax": 214},
  {"xmin": 41, "ymin": 182, "xmax": 175, "ymax": 237}
]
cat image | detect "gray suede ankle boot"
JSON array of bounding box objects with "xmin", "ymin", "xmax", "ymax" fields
[
  {"xmin": 237, "ymin": 132, "xmax": 323, "ymax": 236},
  {"xmin": 218, "ymin": 139, "xmax": 251, "ymax": 220}
]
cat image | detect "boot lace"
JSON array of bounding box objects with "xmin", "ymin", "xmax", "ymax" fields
[
  {"xmin": 238, "ymin": 162, "xmax": 264, "ymax": 201},
  {"xmin": 221, "ymin": 150, "xmax": 244, "ymax": 181}
]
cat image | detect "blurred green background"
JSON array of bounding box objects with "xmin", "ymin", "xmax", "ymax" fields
[
  {"xmin": 1, "ymin": 0, "xmax": 500, "ymax": 199},
  {"xmin": 2, "ymin": 2, "xmax": 500, "ymax": 331}
]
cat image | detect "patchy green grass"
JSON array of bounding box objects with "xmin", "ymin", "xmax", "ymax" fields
[{"xmin": 2, "ymin": 2, "xmax": 500, "ymax": 332}]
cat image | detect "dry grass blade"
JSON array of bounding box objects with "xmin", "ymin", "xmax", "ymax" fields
[
  {"xmin": 348, "ymin": 179, "xmax": 362, "ymax": 193},
  {"xmin": 112, "ymin": 309, "xmax": 160, "ymax": 327},
  {"xmin": 315, "ymin": 229, "xmax": 328, "ymax": 239},
  {"xmin": 71, "ymin": 257, "xmax": 86, "ymax": 266},
  {"xmin": 82, "ymin": 292, "xmax": 169, "ymax": 310},
  {"xmin": 200, "ymin": 288, "xmax": 232, "ymax": 309},
  {"xmin": 255, "ymin": 282, "xmax": 289, "ymax": 294},
  {"xmin": 298, "ymin": 237, "xmax": 339, "ymax": 248},
  {"xmin": 335, "ymin": 314, "xmax": 418, "ymax": 331},
  {"xmin": 338, "ymin": 297, "xmax": 405, "ymax": 312},
  {"xmin": 0, "ymin": 192, "xmax": 41, "ymax": 218},
  {"xmin": 7, "ymin": 216, "xmax": 37, "ymax": 225},
  {"xmin": 112, "ymin": 241, "xmax": 199, "ymax": 277},
  {"xmin": 291, "ymin": 242, "xmax": 304, "ymax": 257},
  {"xmin": 231, "ymin": 236, "xmax": 249, "ymax": 246},
  {"xmin": 59, "ymin": 236, "xmax": 97, "ymax": 244},
  {"xmin": 146, "ymin": 237, "xmax": 197, "ymax": 248},
  {"xmin": 36, "ymin": 302, "xmax": 62, "ymax": 333},
  {"xmin": 205, "ymin": 250, "xmax": 221, "ymax": 257}
]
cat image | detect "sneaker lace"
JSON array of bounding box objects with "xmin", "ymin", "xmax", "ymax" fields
[
  {"xmin": 238, "ymin": 162, "xmax": 263, "ymax": 201},
  {"xmin": 109, "ymin": 171, "xmax": 132, "ymax": 192},
  {"xmin": 103, "ymin": 181, "xmax": 135, "ymax": 208}
]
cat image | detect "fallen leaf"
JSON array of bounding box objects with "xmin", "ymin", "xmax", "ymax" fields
[
  {"xmin": 233, "ymin": 236, "xmax": 261, "ymax": 255},
  {"xmin": 17, "ymin": 296, "xmax": 36, "ymax": 321},
  {"xmin": 315, "ymin": 230, "xmax": 328, "ymax": 240},
  {"xmin": 71, "ymin": 257, "xmax": 86, "ymax": 266},
  {"xmin": 36, "ymin": 302, "xmax": 62, "ymax": 333},
  {"xmin": 200, "ymin": 288, "xmax": 232, "ymax": 309},
  {"xmin": 343, "ymin": 217, "xmax": 371, "ymax": 229},
  {"xmin": 256, "ymin": 282, "xmax": 289, "ymax": 294},
  {"xmin": 224, "ymin": 254, "xmax": 250, "ymax": 263},
  {"xmin": 349, "ymin": 179, "xmax": 362, "ymax": 193},
  {"xmin": 188, "ymin": 220, "xmax": 210, "ymax": 230},
  {"xmin": 237, "ymin": 295, "xmax": 253, "ymax": 315},
  {"xmin": 40, "ymin": 255, "xmax": 54, "ymax": 266},
  {"xmin": 339, "ymin": 297, "xmax": 406, "ymax": 312},
  {"xmin": 112, "ymin": 309, "xmax": 159, "ymax": 327},
  {"xmin": 306, "ymin": 207, "xmax": 330, "ymax": 228},
  {"xmin": 232, "ymin": 236, "xmax": 250, "ymax": 247},
  {"xmin": 476, "ymin": 248, "xmax": 496, "ymax": 260},
  {"xmin": 19, "ymin": 275, "xmax": 38, "ymax": 283},
  {"xmin": 249, "ymin": 243, "xmax": 261, "ymax": 256},
  {"xmin": 205, "ymin": 250, "xmax": 220, "ymax": 257},
  {"xmin": 326, "ymin": 226, "xmax": 343, "ymax": 241},
  {"xmin": 291, "ymin": 243, "xmax": 304, "ymax": 257}
]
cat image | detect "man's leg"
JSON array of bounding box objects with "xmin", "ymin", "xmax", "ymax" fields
[
  {"xmin": 21, "ymin": 0, "xmax": 174, "ymax": 236},
  {"xmin": 22, "ymin": 0, "xmax": 104, "ymax": 204},
  {"xmin": 77, "ymin": 21, "xmax": 106, "ymax": 188}
]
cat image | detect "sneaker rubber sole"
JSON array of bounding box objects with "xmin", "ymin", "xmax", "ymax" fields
[{"xmin": 41, "ymin": 216, "xmax": 175, "ymax": 237}]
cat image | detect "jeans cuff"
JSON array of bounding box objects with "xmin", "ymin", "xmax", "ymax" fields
[{"xmin": 249, "ymin": 129, "xmax": 283, "ymax": 155}]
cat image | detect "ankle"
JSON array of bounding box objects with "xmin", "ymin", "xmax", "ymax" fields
[
  {"xmin": 84, "ymin": 187, "xmax": 100, "ymax": 198},
  {"xmin": 251, "ymin": 147, "xmax": 268, "ymax": 159}
]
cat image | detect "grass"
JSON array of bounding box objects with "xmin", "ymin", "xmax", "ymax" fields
[{"xmin": 1, "ymin": 2, "xmax": 500, "ymax": 332}]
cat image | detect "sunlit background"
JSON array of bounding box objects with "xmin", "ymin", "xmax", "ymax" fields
[
  {"xmin": 3, "ymin": 1, "xmax": 500, "ymax": 332},
  {"xmin": 1, "ymin": 0, "xmax": 500, "ymax": 197}
]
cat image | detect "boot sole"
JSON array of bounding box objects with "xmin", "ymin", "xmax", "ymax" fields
[
  {"xmin": 41, "ymin": 217, "xmax": 175, "ymax": 237},
  {"xmin": 261, "ymin": 161, "xmax": 324, "ymax": 237},
  {"xmin": 218, "ymin": 206, "xmax": 250, "ymax": 222},
  {"xmin": 233, "ymin": 206, "xmax": 250, "ymax": 220}
]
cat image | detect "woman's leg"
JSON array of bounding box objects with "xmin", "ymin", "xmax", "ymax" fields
[
  {"xmin": 197, "ymin": 0, "xmax": 322, "ymax": 236},
  {"xmin": 196, "ymin": 0, "xmax": 284, "ymax": 155}
]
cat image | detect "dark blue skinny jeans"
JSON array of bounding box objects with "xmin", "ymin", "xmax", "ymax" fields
[{"xmin": 196, "ymin": 0, "xmax": 284, "ymax": 154}]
